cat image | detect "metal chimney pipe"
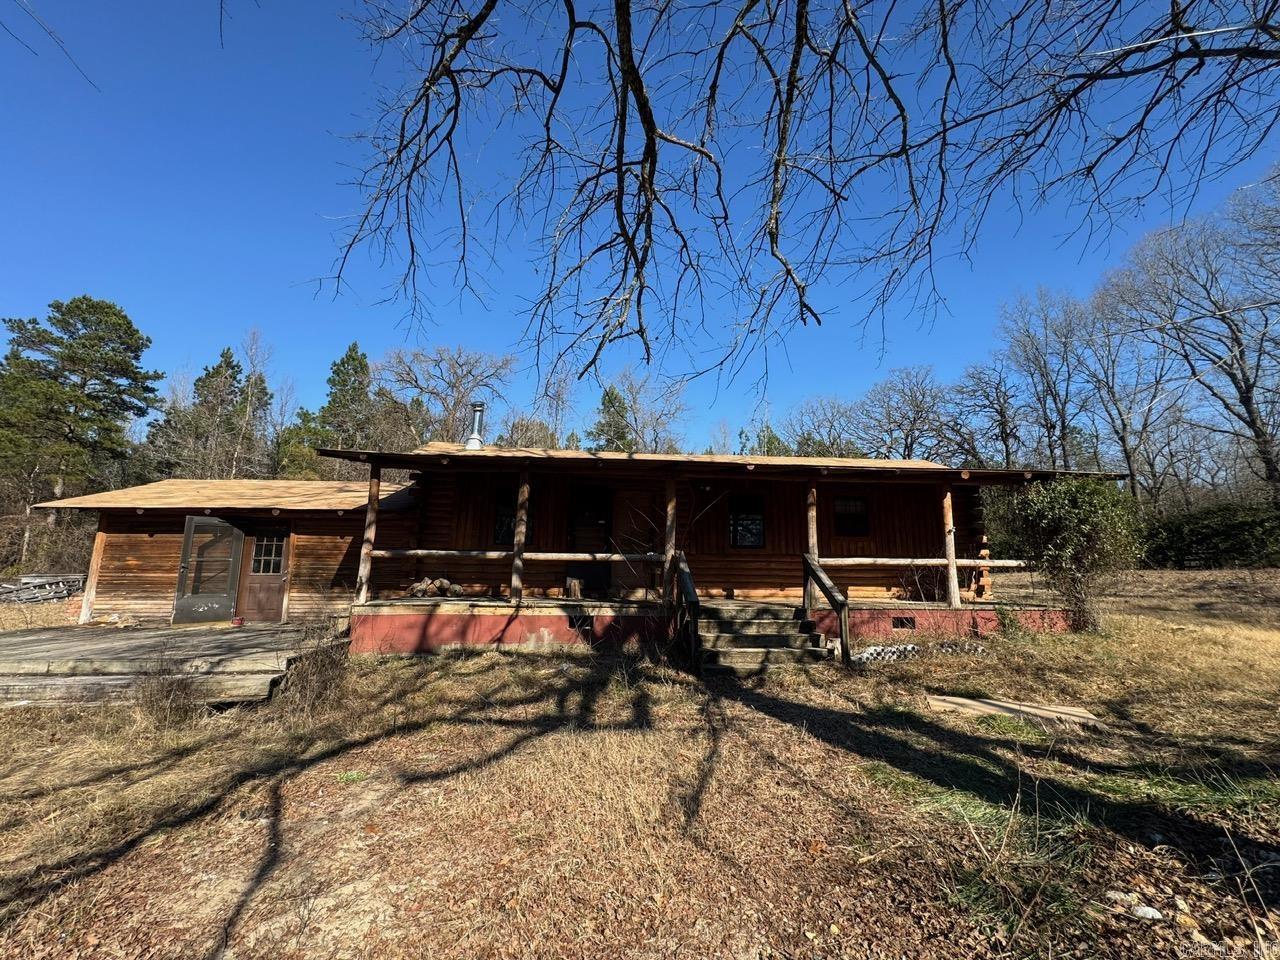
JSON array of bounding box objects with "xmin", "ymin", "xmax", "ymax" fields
[{"xmin": 464, "ymin": 401, "xmax": 486, "ymax": 450}]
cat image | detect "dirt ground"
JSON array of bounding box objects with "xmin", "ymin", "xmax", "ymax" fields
[{"xmin": 1, "ymin": 570, "xmax": 1277, "ymax": 959}]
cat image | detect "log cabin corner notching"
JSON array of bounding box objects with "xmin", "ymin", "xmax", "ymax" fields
[{"xmin": 38, "ymin": 444, "xmax": 1096, "ymax": 652}]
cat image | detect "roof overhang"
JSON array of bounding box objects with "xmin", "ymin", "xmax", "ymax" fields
[
  {"xmin": 35, "ymin": 479, "xmax": 416, "ymax": 512},
  {"xmin": 316, "ymin": 446, "xmax": 1124, "ymax": 485}
]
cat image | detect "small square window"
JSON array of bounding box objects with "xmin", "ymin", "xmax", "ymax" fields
[
  {"xmin": 729, "ymin": 495, "xmax": 765, "ymax": 549},
  {"xmin": 251, "ymin": 536, "xmax": 285, "ymax": 575},
  {"xmin": 833, "ymin": 496, "xmax": 870, "ymax": 538}
]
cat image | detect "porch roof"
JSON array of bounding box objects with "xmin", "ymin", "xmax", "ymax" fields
[
  {"xmin": 35, "ymin": 479, "xmax": 415, "ymax": 512},
  {"xmin": 317, "ymin": 441, "xmax": 1121, "ymax": 483}
]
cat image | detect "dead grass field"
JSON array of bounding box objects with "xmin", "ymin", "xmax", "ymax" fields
[
  {"xmin": 1, "ymin": 570, "xmax": 1277, "ymax": 959},
  {"xmin": 0, "ymin": 598, "xmax": 76, "ymax": 632}
]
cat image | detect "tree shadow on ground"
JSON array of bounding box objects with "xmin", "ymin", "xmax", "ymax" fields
[
  {"xmin": 0, "ymin": 649, "xmax": 661, "ymax": 953},
  {"xmin": 707, "ymin": 673, "xmax": 1280, "ymax": 910}
]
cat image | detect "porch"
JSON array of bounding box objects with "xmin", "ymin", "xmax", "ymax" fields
[{"xmin": 328, "ymin": 441, "xmax": 1074, "ymax": 663}]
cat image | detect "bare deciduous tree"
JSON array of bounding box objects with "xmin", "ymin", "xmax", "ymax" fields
[
  {"xmin": 342, "ymin": 0, "xmax": 1280, "ymax": 379},
  {"xmin": 944, "ymin": 361, "xmax": 1027, "ymax": 469},
  {"xmin": 378, "ymin": 346, "xmax": 515, "ymax": 444},
  {"xmin": 781, "ymin": 397, "xmax": 863, "ymax": 458},
  {"xmin": 846, "ymin": 367, "xmax": 948, "ymax": 461},
  {"xmin": 1117, "ymin": 213, "xmax": 1280, "ymax": 504},
  {"xmin": 1002, "ymin": 292, "xmax": 1092, "ymax": 470}
]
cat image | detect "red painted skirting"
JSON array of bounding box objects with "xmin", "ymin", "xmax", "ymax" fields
[
  {"xmin": 811, "ymin": 607, "xmax": 1071, "ymax": 640},
  {"xmin": 350, "ymin": 608, "xmax": 665, "ymax": 655},
  {"xmin": 351, "ymin": 603, "xmax": 1071, "ymax": 657}
]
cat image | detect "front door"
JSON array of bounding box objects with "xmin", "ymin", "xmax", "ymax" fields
[
  {"xmin": 237, "ymin": 527, "xmax": 290, "ymax": 622},
  {"xmin": 567, "ymin": 487, "xmax": 613, "ymax": 595},
  {"xmin": 173, "ymin": 516, "xmax": 244, "ymax": 624}
]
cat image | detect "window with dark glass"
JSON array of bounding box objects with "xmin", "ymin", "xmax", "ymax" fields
[
  {"xmin": 494, "ymin": 495, "xmax": 516, "ymax": 545},
  {"xmin": 833, "ymin": 496, "xmax": 870, "ymax": 538},
  {"xmin": 251, "ymin": 535, "xmax": 285, "ymax": 574},
  {"xmin": 728, "ymin": 495, "xmax": 766, "ymax": 548}
]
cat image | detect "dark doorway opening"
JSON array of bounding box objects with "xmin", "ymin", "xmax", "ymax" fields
[{"xmin": 567, "ymin": 486, "xmax": 613, "ymax": 596}]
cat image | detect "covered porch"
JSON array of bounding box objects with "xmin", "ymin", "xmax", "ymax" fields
[{"xmin": 322, "ymin": 439, "xmax": 1074, "ymax": 661}]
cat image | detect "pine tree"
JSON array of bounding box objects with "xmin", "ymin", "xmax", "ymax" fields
[
  {"xmin": 737, "ymin": 423, "xmax": 793, "ymax": 456},
  {"xmin": 0, "ymin": 296, "xmax": 160, "ymax": 563},
  {"xmin": 585, "ymin": 386, "xmax": 637, "ymax": 452},
  {"xmin": 147, "ymin": 347, "xmax": 274, "ymax": 479},
  {"xmin": 317, "ymin": 342, "xmax": 374, "ymax": 447}
]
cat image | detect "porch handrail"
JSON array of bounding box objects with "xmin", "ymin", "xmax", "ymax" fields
[
  {"xmin": 370, "ymin": 548, "xmax": 662, "ymax": 563},
  {"xmin": 670, "ymin": 550, "xmax": 701, "ymax": 673},
  {"xmin": 816, "ymin": 556, "xmax": 1025, "ymax": 569},
  {"xmin": 802, "ymin": 553, "xmax": 851, "ymax": 667}
]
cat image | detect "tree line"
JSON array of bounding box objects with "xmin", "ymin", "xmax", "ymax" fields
[{"xmin": 1, "ymin": 180, "xmax": 1277, "ymax": 571}]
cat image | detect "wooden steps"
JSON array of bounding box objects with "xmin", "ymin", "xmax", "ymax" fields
[{"xmin": 696, "ymin": 602, "xmax": 833, "ymax": 675}]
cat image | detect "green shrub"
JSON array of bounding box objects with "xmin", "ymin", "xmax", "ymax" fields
[
  {"xmin": 990, "ymin": 478, "xmax": 1141, "ymax": 632},
  {"xmin": 1143, "ymin": 501, "xmax": 1280, "ymax": 569}
]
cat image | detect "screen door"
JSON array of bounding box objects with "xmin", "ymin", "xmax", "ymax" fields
[{"xmin": 173, "ymin": 516, "xmax": 244, "ymax": 624}]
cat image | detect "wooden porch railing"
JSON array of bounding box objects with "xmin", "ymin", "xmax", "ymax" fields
[
  {"xmin": 365, "ymin": 547, "xmax": 666, "ymax": 601},
  {"xmin": 802, "ymin": 553, "xmax": 851, "ymax": 667},
  {"xmin": 370, "ymin": 548, "xmax": 663, "ymax": 563},
  {"xmin": 815, "ymin": 557, "xmax": 1025, "ymax": 568},
  {"xmin": 669, "ymin": 550, "xmax": 701, "ymax": 673}
]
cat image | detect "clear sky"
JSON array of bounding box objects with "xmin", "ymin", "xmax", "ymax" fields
[{"xmin": 1, "ymin": 1, "xmax": 1272, "ymax": 447}]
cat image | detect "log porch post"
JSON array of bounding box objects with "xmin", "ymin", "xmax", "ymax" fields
[
  {"xmin": 355, "ymin": 463, "xmax": 381, "ymax": 605},
  {"xmin": 662, "ymin": 478, "xmax": 677, "ymax": 601},
  {"xmin": 941, "ymin": 484, "xmax": 962, "ymax": 609},
  {"xmin": 510, "ymin": 470, "xmax": 530, "ymax": 602},
  {"xmin": 804, "ymin": 481, "xmax": 818, "ymax": 609}
]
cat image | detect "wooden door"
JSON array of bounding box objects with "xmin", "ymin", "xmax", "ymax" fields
[
  {"xmin": 237, "ymin": 527, "xmax": 290, "ymax": 622},
  {"xmin": 173, "ymin": 516, "xmax": 244, "ymax": 624},
  {"xmin": 567, "ymin": 486, "xmax": 612, "ymax": 594}
]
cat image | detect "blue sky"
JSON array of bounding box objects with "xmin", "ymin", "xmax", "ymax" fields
[{"xmin": 1, "ymin": 1, "xmax": 1272, "ymax": 447}]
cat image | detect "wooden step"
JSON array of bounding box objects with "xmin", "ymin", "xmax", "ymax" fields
[
  {"xmin": 701, "ymin": 617, "xmax": 818, "ymax": 636},
  {"xmin": 701, "ymin": 646, "xmax": 833, "ymax": 669},
  {"xmin": 698, "ymin": 602, "xmax": 803, "ymax": 620},
  {"xmin": 701, "ymin": 633, "xmax": 826, "ymax": 650}
]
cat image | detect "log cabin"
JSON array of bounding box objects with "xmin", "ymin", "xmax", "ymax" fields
[{"xmin": 39, "ymin": 406, "xmax": 1084, "ymax": 666}]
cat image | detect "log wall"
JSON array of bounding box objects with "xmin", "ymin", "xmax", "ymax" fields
[
  {"xmin": 86, "ymin": 508, "xmax": 421, "ymax": 623},
  {"xmin": 82, "ymin": 472, "xmax": 992, "ymax": 619}
]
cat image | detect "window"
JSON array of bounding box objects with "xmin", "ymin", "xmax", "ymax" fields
[
  {"xmin": 833, "ymin": 496, "xmax": 870, "ymax": 538},
  {"xmin": 728, "ymin": 495, "xmax": 766, "ymax": 549},
  {"xmin": 251, "ymin": 535, "xmax": 285, "ymax": 575},
  {"xmin": 494, "ymin": 496, "xmax": 516, "ymax": 546}
]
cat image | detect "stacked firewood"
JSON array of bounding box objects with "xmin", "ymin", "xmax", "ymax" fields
[{"xmin": 407, "ymin": 576, "xmax": 465, "ymax": 598}]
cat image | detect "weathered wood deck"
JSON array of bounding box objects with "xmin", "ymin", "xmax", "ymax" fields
[{"xmin": 0, "ymin": 624, "xmax": 308, "ymax": 707}]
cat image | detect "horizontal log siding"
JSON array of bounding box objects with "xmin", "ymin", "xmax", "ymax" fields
[
  {"xmin": 680, "ymin": 479, "xmax": 982, "ymax": 601},
  {"xmin": 88, "ymin": 507, "xmax": 423, "ymax": 622},
  {"xmin": 91, "ymin": 513, "xmax": 188, "ymax": 619},
  {"xmin": 86, "ymin": 474, "xmax": 989, "ymax": 617},
  {"xmin": 409, "ymin": 471, "xmax": 664, "ymax": 599},
  {"xmin": 286, "ymin": 511, "xmax": 418, "ymax": 618}
]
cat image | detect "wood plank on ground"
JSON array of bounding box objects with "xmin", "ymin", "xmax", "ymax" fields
[{"xmin": 926, "ymin": 695, "xmax": 1104, "ymax": 727}]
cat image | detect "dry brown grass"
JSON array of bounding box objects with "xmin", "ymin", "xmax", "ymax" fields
[
  {"xmin": 0, "ymin": 571, "xmax": 1277, "ymax": 959},
  {"xmin": 0, "ymin": 599, "xmax": 76, "ymax": 632}
]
